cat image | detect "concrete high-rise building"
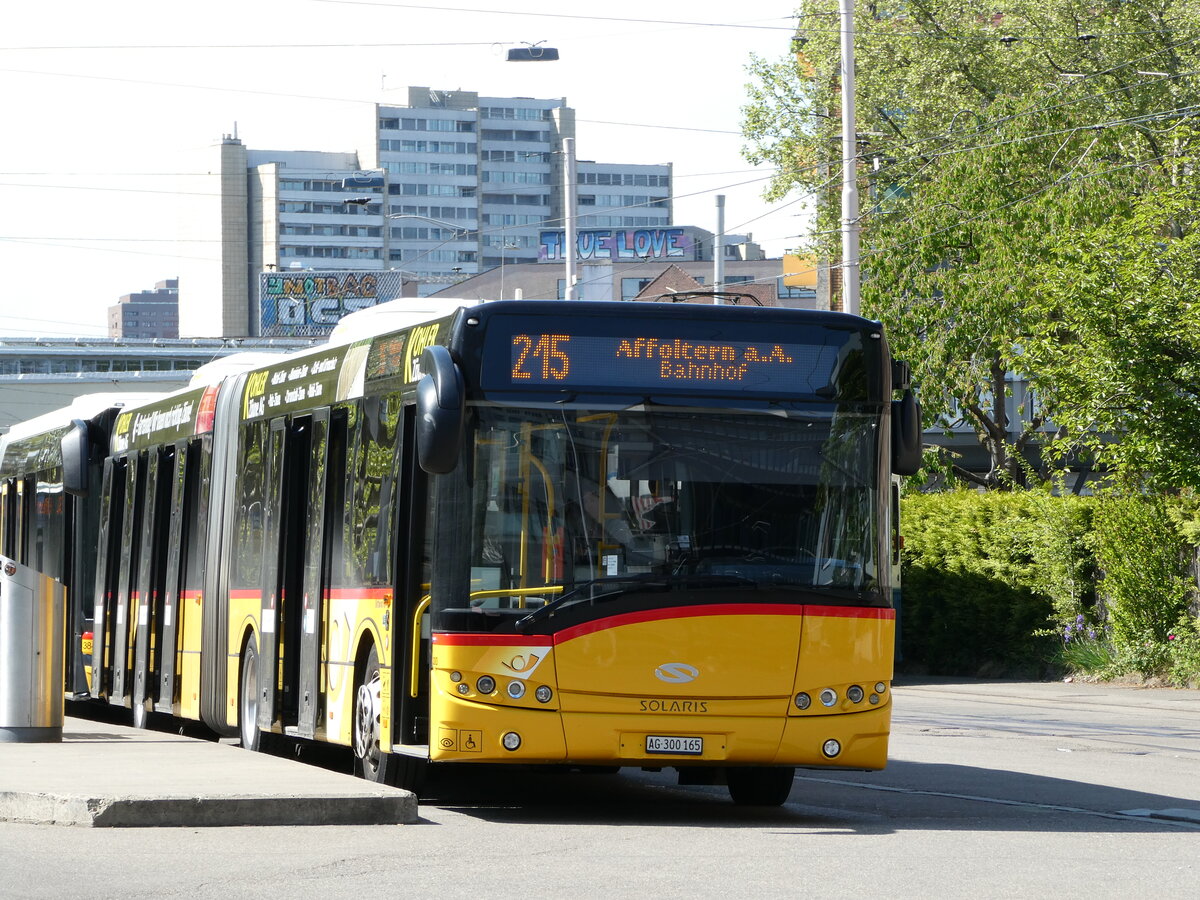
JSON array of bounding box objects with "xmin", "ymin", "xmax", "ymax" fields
[
  {"xmin": 179, "ymin": 88, "xmax": 673, "ymax": 338},
  {"xmin": 107, "ymin": 279, "xmax": 180, "ymax": 339}
]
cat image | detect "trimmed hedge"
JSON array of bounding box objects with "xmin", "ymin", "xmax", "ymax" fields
[
  {"xmin": 900, "ymin": 489, "xmax": 1197, "ymax": 679},
  {"xmin": 899, "ymin": 491, "xmax": 1089, "ymax": 676}
]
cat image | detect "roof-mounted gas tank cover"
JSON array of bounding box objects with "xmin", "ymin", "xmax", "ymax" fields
[{"xmin": 416, "ymin": 345, "xmax": 465, "ymax": 475}]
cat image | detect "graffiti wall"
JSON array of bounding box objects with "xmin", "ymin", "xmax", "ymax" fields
[
  {"xmin": 259, "ymin": 270, "xmax": 406, "ymax": 336},
  {"xmin": 538, "ymin": 229, "xmax": 694, "ymax": 263}
]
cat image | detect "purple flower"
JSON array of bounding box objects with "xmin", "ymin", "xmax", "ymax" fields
[
  {"xmin": 1087, "ymin": 629, "xmax": 1096, "ymax": 640},
  {"xmin": 1076, "ymin": 614, "xmax": 1085, "ymax": 625},
  {"xmin": 1064, "ymin": 626, "xmax": 1073, "ymax": 642}
]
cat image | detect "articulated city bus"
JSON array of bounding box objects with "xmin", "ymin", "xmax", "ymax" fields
[{"xmin": 0, "ymin": 299, "xmax": 920, "ymax": 806}]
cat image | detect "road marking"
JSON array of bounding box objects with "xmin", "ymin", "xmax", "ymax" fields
[{"xmin": 795, "ymin": 775, "xmax": 1200, "ymax": 829}]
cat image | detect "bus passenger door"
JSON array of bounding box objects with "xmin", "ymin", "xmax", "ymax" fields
[
  {"xmin": 90, "ymin": 458, "xmax": 125, "ymax": 700},
  {"xmin": 257, "ymin": 415, "xmax": 312, "ymax": 734},
  {"xmin": 132, "ymin": 446, "xmax": 173, "ymax": 724},
  {"xmin": 393, "ymin": 405, "xmax": 431, "ymax": 749},
  {"xmin": 295, "ymin": 408, "xmax": 332, "ymax": 739},
  {"xmin": 155, "ymin": 441, "xmax": 195, "ymax": 715},
  {"xmin": 109, "ymin": 454, "xmax": 145, "ymax": 708}
]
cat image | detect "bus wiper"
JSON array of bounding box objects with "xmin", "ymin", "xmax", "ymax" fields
[
  {"xmin": 515, "ymin": 575, "xmax": 666, "ymax": 631},
  {"xmin": 514, "ymin": 573, "xmax": 758, "ymax": 632}
]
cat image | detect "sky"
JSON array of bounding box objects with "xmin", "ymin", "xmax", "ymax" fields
[{"xmin": 0, "ymin": 1, "xmax": 807, "ymax": 338}]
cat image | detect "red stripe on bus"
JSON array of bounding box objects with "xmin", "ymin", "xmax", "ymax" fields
[
  {"xmin": 433, "ymin": 604, "xmax": 893, "ymax": 646},
  {"xmin": 553, "ymin": 603, "xmax": 894, "ymax": 643},
  {"xmin": 433, "ymin": 633, "xmax": 555, "ymax": 647},
  {"xmin": 805, "ymin": 605, "xmax": 896, "ymax": 620},
  {"xmin": 553, "ymin": 603, "xmax": 803, "ymax": 644},
  {"xmin": 326, "ymin": 588, "xmax": 393, "ymax": 601}
]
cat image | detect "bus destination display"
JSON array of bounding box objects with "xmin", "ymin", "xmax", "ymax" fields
[{"xmin": 503, "ymin": 331, "xmax": 844, "ymax": 394}]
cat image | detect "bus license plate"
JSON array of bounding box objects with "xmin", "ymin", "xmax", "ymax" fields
[{"xmin": 645, "ymin": 735, "xmax": 703, "ymax": 755}]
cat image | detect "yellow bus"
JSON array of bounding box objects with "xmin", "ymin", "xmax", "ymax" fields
[{"xmin": 0, "ymin": 298, "xmax": 921, "ymax": 806}]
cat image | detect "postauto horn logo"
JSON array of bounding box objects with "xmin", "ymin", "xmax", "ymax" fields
[{"xmin": 654, "ymin": 662, "xmax": 700, "ymax": 684}]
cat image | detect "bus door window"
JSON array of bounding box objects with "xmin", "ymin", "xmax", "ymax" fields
[
  {"xmin": 259, "ymin": 415, "xmax": 312, "ymax": 728},
  {"xmin": 157, "ymin": 441, "xmax": 195, "ymax": 714},
  {"xmin": 394, "ymin": 402, "xmax": 431, "ymax": 745},
  {"xmin": 132, "ymin": 446, "xmax": 174, "ymax": 716},
  {"xmin": 296, "ymin": 408, "xmax": 331, "ymax": 738},
  {"xmin": 110, "ymin": 453, "xmax": 146, "ymax": 704},
  {"xmin": 91, "ymin": 457, "xmax": 126, "ymax": 699}
]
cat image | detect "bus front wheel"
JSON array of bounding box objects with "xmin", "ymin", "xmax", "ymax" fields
[
  {"xmin": 353, "ymin": 646, "xmax": 427, "ymax": 792},
  {"xmin": 727, "ymin": 766, "xmax": 795, "ymax": 807}
]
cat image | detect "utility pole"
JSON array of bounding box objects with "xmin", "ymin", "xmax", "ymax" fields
[
  {"xmin": 713, "ymin": 194, "xmax": 725, "ymax": 304},
  {"xmin": 563, "ymin": 137, "xmax": 578, "ymax": 300},
  {"xmin": 840, "ymin": 0, "xmax": 861, "ymax": 317}
]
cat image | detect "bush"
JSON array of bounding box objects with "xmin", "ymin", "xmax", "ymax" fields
[
  {"xmin": 899, "ymin": 490, "xmax": 1089, "ymax": 676},
  {"xmin": 1090, "ymin": 496, "xmax": 1190, "ymax": 646},
  {"xmin": 902, "ymin": 488, "xmax": 1200, "ymax": 684}
]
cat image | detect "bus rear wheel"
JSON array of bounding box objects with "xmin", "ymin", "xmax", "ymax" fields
[
  {"xmin": 238, "ymin": 640, "xmax": 261, "ymax": 752},
  {"xmin": 727, "ymin": 766, "xmax": 795, "ymax": 807}
]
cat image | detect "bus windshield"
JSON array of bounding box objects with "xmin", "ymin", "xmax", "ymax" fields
[{"xmin": 438, "ymin": 403, "xmax": 884, "ymax": 634}]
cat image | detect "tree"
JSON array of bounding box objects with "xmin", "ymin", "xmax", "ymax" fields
[
  {"xmin": 743, "ymin": 1, "xmax": 1200, "ymax": 487},
  {"xmin": 1025, "ymin": 167, "xmax": 1200, "ymax": 488}
]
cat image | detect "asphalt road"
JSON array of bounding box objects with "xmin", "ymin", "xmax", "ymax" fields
[{"xmin": 1, "ymin": 678, "xmax": 1196, "ymax": 899}]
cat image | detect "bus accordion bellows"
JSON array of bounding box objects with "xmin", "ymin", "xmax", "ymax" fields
[{"xmin": 0, "ymin": 298, "xmax": 921, "ymax": 807}]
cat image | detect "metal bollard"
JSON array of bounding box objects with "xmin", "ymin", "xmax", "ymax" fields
[{"xmin": 0, "ymin": 555, "xmax": 66, "ymax": 742}]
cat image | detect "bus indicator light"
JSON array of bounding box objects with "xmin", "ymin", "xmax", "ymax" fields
[
  {"xmin": 476, "ymin": 676, "xmax": 496, "ymax": 695},
  {"xmin": 535, "ymin": 685, "xmax": 553, "ymax": 703},
  {"xmin": 794, "ymin": 692, "xmax": 811, "ymax": 710},
  {"xmin": 847, "ymin": 685, "xmax": 865, "ymax": 703},
  {"xmin": 819, "ymin": 688, "xmax": 838, "ymax": 707},
  {"xmin": 822, "ymin": 739, "xmax": 841, "ymax": 758},
  {"xmin": 507, "ymin": 680, "xmax": 526, "ymax": 699}
]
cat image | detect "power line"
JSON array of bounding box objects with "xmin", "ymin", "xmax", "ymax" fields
[{"xmin": 309, "ymin": 1, "xmax": 797, "ymax": 31}]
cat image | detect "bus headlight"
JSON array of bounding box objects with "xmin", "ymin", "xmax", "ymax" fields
[
  {"xmin": 535, "ymin": 685, "xmax": 553, "ymax": 703},
  {"xmin": 819, "ymin": 688, "xmax": 838, "ymax": 707},
  {"xmin": 507, "ymin": 680, "xmax": 526, "ymax": 699},
  {"xmin": 476, "ymin": 676, "xmax": 496, "ymax": 695},
  {"xmin": 502, "ymin": 732, "xmax": 522, "ymax": 751},
  {"xmin": 875, "ymin": 682, "xmax": 887, "ymax": 694},
  {"xmin": 822, "ymin": 739, "xmax": 841, "ymax": 758},
  {"xmin": 794, "ymin": 692, "xmax": 811, "ymax": 710},
  {"xmin": 847, "ymin": 685, "xmax": 864, "ymax": 704}
]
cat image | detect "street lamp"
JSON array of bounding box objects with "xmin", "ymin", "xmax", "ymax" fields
[{"xmin": 499, "ymin": 240, "xmax": 520, "ymax": 300}]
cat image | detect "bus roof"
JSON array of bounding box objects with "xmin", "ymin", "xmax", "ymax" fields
[{"xmin": 2, "ymin": 392, "xmax": 166, "ymax": 444}]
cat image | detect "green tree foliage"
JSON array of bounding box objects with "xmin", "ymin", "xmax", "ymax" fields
[
  {"xmin": 744, "ymin": 1, "xmax": 1200, "ymax": 487},
  {"xmin": 1025, "ymin": 174, "xmax": 1200, "ymax": 487}
]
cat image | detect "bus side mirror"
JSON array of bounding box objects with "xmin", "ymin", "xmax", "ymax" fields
[
  {"xmin": 892, "ymin": 389, "xmax": 922, "ymax": 476},
  {"xmin": 61, "ymin": 419, "xmax": 91, "ymax": 497},
  {"xmin": 415, "ymin": 345, "xmax": 465, "ymax": 474}
]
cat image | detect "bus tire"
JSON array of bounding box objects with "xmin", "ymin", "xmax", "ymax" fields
[
  {"xmin": 353, "ymin": 645, "xmax": 426, "ymax": 791},
  {"xmin": 727, "ymin": 766, "xmax": 795, "ymax": 807},
  {"xmin": 132, "ymin": 697, "xmax": 150, "ymax": 730},
  {"xmin": 353, "ymin": 645, "xmax": 391, "ymax": 783},
  {"xmin": 238, "ymin": 639, "xmax": 262, "ymax": 752}
]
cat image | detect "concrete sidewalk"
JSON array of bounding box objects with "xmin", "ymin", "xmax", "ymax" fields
[{"xmin": 0, "ymin": 716, "xmax": 417, "ymax": 827}]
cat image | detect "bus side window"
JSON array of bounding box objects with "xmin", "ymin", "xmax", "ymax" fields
[
  {"xmin": 0, "ymin": 480, "xmax": 11, "ymax": 558},
  {"xmin": 232, "ymin": 421, "xmax": 268, "ymax": 592}
]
